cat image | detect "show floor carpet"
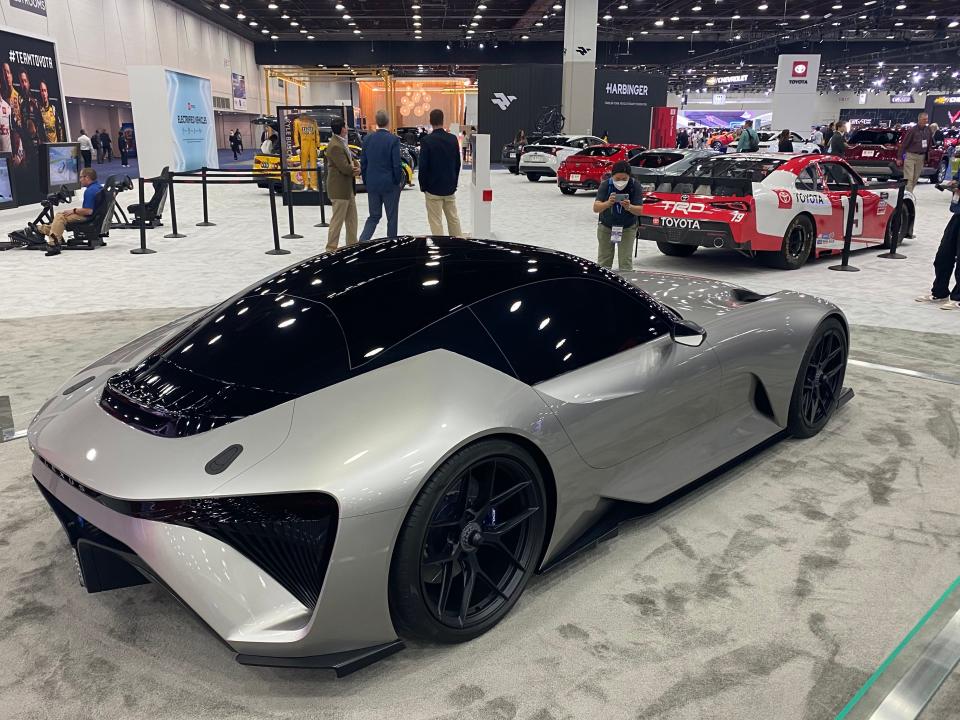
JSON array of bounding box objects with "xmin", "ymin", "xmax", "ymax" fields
[{"xmin": 0, "ymin": 352, "xmax": 958, "ymax": 720}]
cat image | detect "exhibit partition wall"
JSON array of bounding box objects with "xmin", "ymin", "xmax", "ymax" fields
[
  {"xmin": 477, "ymin": 65, "xmax": 563, "ymax": 164},
  {"xmin": 592, "ymin": 70, "xmax": 667, "ymax": 147},
  {"xmin": 0, "ymin": 25, "xmax": 69, "ymax": 205},
  {"xmin": 771, "ymin": 54, "xmax": 822, "ymax": 134},
  {"xmin": 926, "ymin": 95, "xmax": 960, "ymax": 128},
  {"xmin": 128, "ymin": 65, "xmax": 218, "ymax": 178}
]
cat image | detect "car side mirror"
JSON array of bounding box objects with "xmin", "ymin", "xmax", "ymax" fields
[{"xmin": 671, "ymin": 319, "xmax": 707, "ymax": 347}]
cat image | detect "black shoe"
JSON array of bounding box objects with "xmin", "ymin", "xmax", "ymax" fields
[{"xmin": 44, "ymin": 246, "xmax": 61, "ymax": 256}]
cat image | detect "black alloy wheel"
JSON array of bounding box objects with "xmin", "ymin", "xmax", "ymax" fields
[
  {"xmin": 656, "ymin": 241, "xmax": 698, "ymax": 257},
  {"xmin": 560, "ymin": 185, "xmax": 577, "ymax": 195},
  {"xmin": 936, "ymin": 160, "xmax": 949, "ymax": 185},
  {"xmin": 759, "ymin": 215, "xmax": 814, "ymax": 270},
  {"xmin": 787, "ymin": 318, "xmax": 847, "ymax": 438},
  {"xmin": 390, "ymin": 440, "xmax": 547, "ymax": 643}
]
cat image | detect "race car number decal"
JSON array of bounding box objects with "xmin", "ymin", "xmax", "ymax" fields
[
  {"xmin": 775, "ymin": 190, "xmax": 793, "ymax": 209},
  {"xmin": 731, "ymin": 211, "xmax": 747, "ymax": 223},
  {"xmin": 840, "ymin": 195, "xmax": 864, "ymax": 236}
]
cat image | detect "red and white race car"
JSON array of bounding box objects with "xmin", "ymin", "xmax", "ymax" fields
[{"xmin": 637, "ymin": 153, "xmax": 917, "ymax": 269}]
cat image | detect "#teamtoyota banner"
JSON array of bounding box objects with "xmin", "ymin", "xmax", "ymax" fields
[
  {"xmin": 231, "ymin": 72, "xmax": 247, "ymax": 111},
  {"xmin": 0, "ymin": 27, "xmax": 67, "ymax": 204},
  {"xmin": 165, "ymin": 70, "xmax": 218, "ymax": 172}
]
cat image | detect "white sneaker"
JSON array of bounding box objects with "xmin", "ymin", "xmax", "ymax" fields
[
  {"xmin": 939, "ymin": 300, "xmax": 960, "ymax": 310},
  {"xmin": 916, "ymin": 294, "xmax": 948, "ymax": 303}
]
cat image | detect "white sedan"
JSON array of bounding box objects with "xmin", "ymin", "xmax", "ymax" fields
[
  {"xmin": 752, "ymin": 130, "xmax": 821, "ymax": 154},
  {"xmin": 518, "ymin": 135, "xmax": 605, "ymax": 181}
]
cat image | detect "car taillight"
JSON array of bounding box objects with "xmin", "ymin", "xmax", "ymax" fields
[{"xmin": 711, "ymin": 201, "xmax": 750, "ymax": 212}]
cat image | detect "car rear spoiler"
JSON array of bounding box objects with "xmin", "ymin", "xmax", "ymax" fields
[{"xmin": 638, "ymin": 174, "xmax": 754, "ymax": 197}]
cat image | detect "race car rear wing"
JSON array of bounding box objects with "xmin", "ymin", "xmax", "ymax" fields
[{"xmin": 638, "ymin": 174, "xmax": 754, "ymax": 198}]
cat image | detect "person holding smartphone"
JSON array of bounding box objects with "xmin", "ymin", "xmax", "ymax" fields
[
  {"xmin": 593, "ymin": 160, "xmax": 644, "ymax": 271},
  {"xmin": 916, "ymin": 164, "xmax": 960, "ymax": 309}
]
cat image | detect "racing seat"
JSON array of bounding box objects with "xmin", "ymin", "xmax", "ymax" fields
[
  {"xmin": 63, "ymin": 186, "xmax": 119, "ymax": 251},
  {"xmin": 125, "ymin": 166, "xmax": 170, "ymax": 228}
]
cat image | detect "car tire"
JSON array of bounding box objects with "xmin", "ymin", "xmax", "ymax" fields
[
  {"xmin": 390, "ymin": 439, "xmax": 548, "ymax": 644},
  {"xmin": 559, "ymin": 186, "xmax": 577, "ymax": 195},
  {"xmin": 711, "ymin": 141, "xmax": 723, "ymax": 151},
  {"xmin": 882, "ymin": 204, "xmax": 909, "ymax": 249},
  {"xmin": 526, "ymin": 173, "xmax": 542, "ymax": 182},
  {"xmin": 786, "ymin": 317, "xmax": 847, "ymax": 439},
  {"xmin": 758, "ymin": 215, "xmax": 814, "ymax": 270},
  {"xmin": 936, "ymin": 160, "xmax": 949, "ymax": 185},
  {"xmin": 508, "ymin": 166, "xmax": 519, "ymax": 175},
  {"xmin": 656, "ymin": 241, "xmax": 698, "ymax": 257}
]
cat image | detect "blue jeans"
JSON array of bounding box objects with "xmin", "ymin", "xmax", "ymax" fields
[{"xmin": 359, "ymin": 186, "xmax": 401, "ymax": 242}]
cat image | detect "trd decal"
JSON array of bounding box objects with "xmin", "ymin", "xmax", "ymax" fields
[
  {"xmin": 775, "ymin": 189, "xmax": 793, "ymax": 208},
  {"xmin": 660, "ymin": 201, "xmax": 707, "ymax": 214},
  {"xmin": 795, "ymin": 192, "xmax": 827, "ymax": 205}
]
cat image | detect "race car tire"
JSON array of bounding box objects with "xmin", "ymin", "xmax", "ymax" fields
[
  {"xmin": 656, "ymin": 241, "xmax": 698, "ymax": 257},
  {"xmin": 936, "ymin": 160, "xmax": 949, "ymax": 185},
  {"xmin": 389, "ymin": 438, "xmax": 547, "ymax": 644},
  {"xmin": 786, "ymin": 317, "xmax": 847, "ymax": 439},
  {"xmin": 559, "ymin": 186, "xmax": 577, "ymax": 195},
  {"xmin": 882, "ymin": 204, "xmax": 909, "ymax": 249},
  {"xmin": 759, "ymin": 215, "xmax": 814, "ymax": 270},
  {"xmin": 526, "ymin": 173, "xmax": 542, "ymax": 182}
]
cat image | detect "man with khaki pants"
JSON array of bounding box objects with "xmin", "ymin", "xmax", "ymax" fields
[
  {"xmin": 899, "ymin": 112, "xmax": 933, "ymax": 194},
  {"xmin": 323, "ymin": 116, "xmax": 359, "ymax": 252},
  {"xmin": 418, "ymin": 108, "xmax": 463, "ymax": 237}
]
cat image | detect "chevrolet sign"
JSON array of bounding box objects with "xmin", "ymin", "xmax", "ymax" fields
[{"xmin": 706, "ymin": 74, "xmax": 748, "ymax": 86}]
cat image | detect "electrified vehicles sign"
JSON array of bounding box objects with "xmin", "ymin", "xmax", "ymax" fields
[{"xmin": 10, "ymin": 0, "xmax": 46, "ymax": 17}]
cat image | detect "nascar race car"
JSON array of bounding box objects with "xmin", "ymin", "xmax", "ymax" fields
[{"xmin": 637, "ymin": 153, "xmax": 916, "ymax": 270}]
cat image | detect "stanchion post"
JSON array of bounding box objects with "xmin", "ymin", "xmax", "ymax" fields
[
  {"xmin": 878, "ymin": 181, "xmax": 907, "ymax": 259},
  {"xmin": 266, "ymin": 181, "xmax": 290, "ymax": 255},
  {"xmin": 196, "ymin": 166, "xmax": 216, "ymax": 227},
  {"xmin": 130, "ymin": 176, "xmax": 156, "ymax": 255},
  {"xmin": 282, "ymin": 169, "xmax": 303, "ymax": 240},
  {"xmin": 829, "ymin": 184, "xmax": 860, "ymax": 273},
  {"xmin": 164, "ymin": 174, "xmax": 187, "ymax": 239},
  {"xmin": 315, "ymin": 163, "xmax": 329, "ymax": 228}
]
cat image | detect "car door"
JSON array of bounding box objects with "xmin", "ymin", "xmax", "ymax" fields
[
  {"xmin": 792, "ymin": 163, "xmax": 838, "ymax": 249},
  {"xmin": 472, "ymin": 278, "xmax": 721, "ymax": 470},
  {"xmin": 821, "ymin": 159, "xmax": 883, "ymax": 248}
]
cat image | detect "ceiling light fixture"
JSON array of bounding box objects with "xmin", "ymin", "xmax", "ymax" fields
[
  {"xmin": 757, "ymin": 3, "xmax": 768, "ymax": 10},
  {"xmin": 655, "ymin": 19, "xmax": 664, "ymax": 26},
  {"xmin": 521, "ymin": 34, "xmax": 530, "ymax": 39},
  {"xmin": 270, "ymin": 34, "xmax": 278, "ymax": 39},
  {"xmin": 261, "ymin": 28, "xmax": 269, "ymax": 34},
  {"xmin": 268, "ymin": 2, "xmax": 278, "ymax": 8},
  {"xmin": 801, "ymin": 12, "xmax": 810, "ymax": 19},
  {"xmin": 603, "ymin": 13, "xmax": 613, "ymax": 20},
  {"xmin": 236, "ymin": 12, "xmax": 245, "ymax": 20},
  {"xmin": 219, "ymin": 3, "xmax": 229, "ymax": 9},
  {"xmin": 535, "ymin": 21, "xmax": 543, "ymax": 26}
]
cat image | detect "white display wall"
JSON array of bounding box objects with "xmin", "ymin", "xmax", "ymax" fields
[{"xmin": 0, "ymin": 0, "xmax": 262, "ymax": 123}]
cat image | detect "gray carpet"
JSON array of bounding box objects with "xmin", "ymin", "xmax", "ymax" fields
[{"xmin": 1, "ymin": 346, "xmax": 959, "ymax": 719}]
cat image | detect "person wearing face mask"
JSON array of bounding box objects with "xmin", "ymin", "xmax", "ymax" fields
[{"xmin": 593, "ymin": 160, "xmax": 644, "ymax": 271}]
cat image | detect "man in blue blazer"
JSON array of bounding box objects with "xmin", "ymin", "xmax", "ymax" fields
[{"xmin": 359, "ymin": 109, "xmax": 404, "ymax": 242}]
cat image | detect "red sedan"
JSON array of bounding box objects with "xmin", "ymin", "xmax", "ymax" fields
[{"xmin": 557, "ymin": 144, "xmax": 646, "ymax": 195}]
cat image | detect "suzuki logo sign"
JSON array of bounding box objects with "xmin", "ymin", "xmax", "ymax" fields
[{"xmin": 491, "ymin": 92, "xmax": 517, "ymax": 110}]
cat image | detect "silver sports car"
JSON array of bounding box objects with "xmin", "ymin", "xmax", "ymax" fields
[{"xmin": 28, "ymin": 237, "xmax": 850, "ymax": 675}]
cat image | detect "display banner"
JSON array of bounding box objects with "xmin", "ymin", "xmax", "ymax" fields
[
  {"xmin": 926, "ymin": 95, "xmax": 960, "ymax": 128},
  {"xmin": 772, "ymin": 54, "xmax": 821, "ymax": 133},
  {"xmin": 10, "ymin": 0, "xmax": 47, "ymax": 17},
  {"xmin": 120, "ymin": 121, "xmax": 136, "ymax": 157},
  {"xmin": 231, "ymin": 72, "xmax": 247, "ymax": 111},
  {"xmin": 476, "ymin": 65, "xmax": 562, "ymax": 164},
  {"xmin": 592, "ymin": 70, "xmax": 667, "ymax": 147},
  {"xmin": 165, "ymin": 70, "xmax": 217, "ymax": 172},
  {"xmin": 839, "ymin": 108, "xmax": 925, "ymax": 129},
  {"xmin": 0, "ymin": 27, "xmax": 67, "ymax": 205}
]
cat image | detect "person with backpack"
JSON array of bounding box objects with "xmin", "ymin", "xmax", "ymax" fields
[{"xmin": 736, "ymin": 119, "xmax": 760, "ymax": 153}]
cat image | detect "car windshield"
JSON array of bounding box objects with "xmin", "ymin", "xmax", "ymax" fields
[
  {"xmin": 679, "ymin": 156, "xmax": 786, "ymax": 181},
  {"xmin": 633, "ymin": 152, "xmax": 683, "ymax": 168},
  {"xmin": 850, "ymin": 129, "xmax": 900, "ymax": 145},
  {"xmin": 757, "ymin": 132, "xmax": 777, "ymax": 141},
  {"xmin": 577, "ymin": 146, "xmax": 620, "ymax": 157}
]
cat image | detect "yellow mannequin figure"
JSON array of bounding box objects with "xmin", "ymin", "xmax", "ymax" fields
[{"xmin": 292, "ymin": 114, "xmax": 319, "ymax": 190}]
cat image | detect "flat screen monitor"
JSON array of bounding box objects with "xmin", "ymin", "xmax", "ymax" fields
[
  {"xmin": 45, "ymin": 143, "xmax": 81, "ymax": 194},
  {"xmin": 0, "ymin": 153, "xmax": 15, "ymax": 211}
]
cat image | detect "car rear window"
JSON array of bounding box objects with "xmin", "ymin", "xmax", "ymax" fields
[
  {"xmin": 576, "ymin": 146, "xmax": 620, "ymax": 157},
  {"xmin": 679, "ymin": 155, "xmax": 786, "ymax": 181},
  {"xmin": 850, "ymin": 129, "xmax": 900, "ymax": 145},
  {"xmin": 632, "ymin": 152, "xmax": 683, "ymax": 168}
]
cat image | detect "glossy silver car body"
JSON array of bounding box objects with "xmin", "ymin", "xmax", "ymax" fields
[{"xmin": 28, "ymin": 238, "xmax": 846, "ymax": 669}]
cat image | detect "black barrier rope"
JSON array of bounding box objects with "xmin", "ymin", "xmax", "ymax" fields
[
  {"xmin": 878, "ymin": 181, "xmax": 908, "ymax": 260},
  {"xmin": 829, "ymin": 183, "xmax": 861, "ymax": 273},
  {"xmin": 196, "ymin": 167, "xmax": 216, "ymax": 227},
  {"xmin": 164, "ymin": 178, "xmax": 187, "ymax": 239},
  {"xmin": 130, "ymin": 176, "xmax": 156, "ymax": 255}
]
